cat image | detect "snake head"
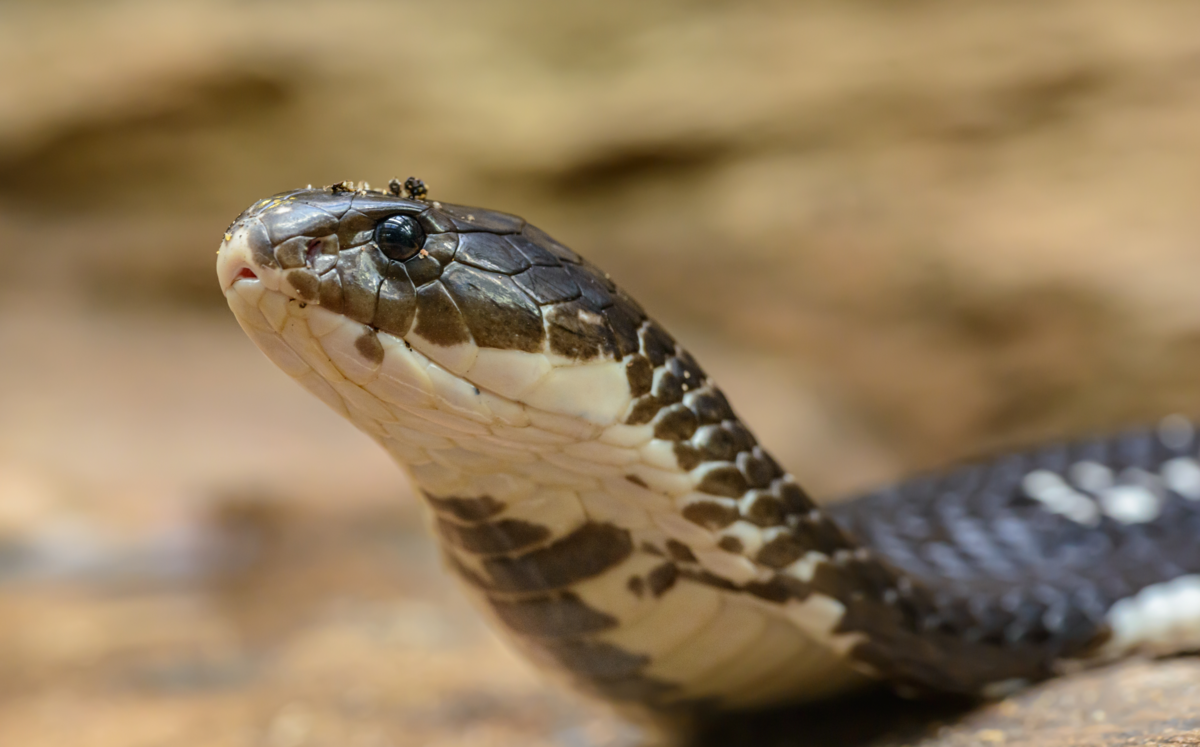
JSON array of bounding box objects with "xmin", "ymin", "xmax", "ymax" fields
[
  {"xmin": 217, "ymin": 186, "xmax": 860, "ymax": 712},
  {"xmin": 217, "ymin": 185, "xmax": 656, "ymax": 429}
]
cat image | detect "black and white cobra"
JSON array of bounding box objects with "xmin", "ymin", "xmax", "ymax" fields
[{"xmin": 216, "ymin": 182, "xmax": 1200, "ymax": 714}]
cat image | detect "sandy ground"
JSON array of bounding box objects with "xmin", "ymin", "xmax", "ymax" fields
[{"xmin": 3, "ymin": 0, "xmax": 1200, "ymax": 744}]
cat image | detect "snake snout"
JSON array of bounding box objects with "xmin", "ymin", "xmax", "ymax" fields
[{"xmin": 216, "ymin": 221, "xmax": 274, "ymax": 294}]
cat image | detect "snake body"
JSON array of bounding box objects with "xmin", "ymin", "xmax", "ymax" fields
[{"xmin": 216, "ymin": 184, "xmax": 1200, "ymax": 715}]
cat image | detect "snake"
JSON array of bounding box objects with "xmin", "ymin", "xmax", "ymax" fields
[{"xmin": 216, "ymin": 180, "xmax": 1200, "ymax": 720}]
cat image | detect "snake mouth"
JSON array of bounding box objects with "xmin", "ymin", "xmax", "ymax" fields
[{"xmin": 217, "ymin": 222, "xmax": 274, "ymax": 293}]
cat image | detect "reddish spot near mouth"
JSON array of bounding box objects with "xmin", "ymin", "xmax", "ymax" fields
[{"xmin": 236, "ymin": 267, "xmax": 258, "ymax": 281}]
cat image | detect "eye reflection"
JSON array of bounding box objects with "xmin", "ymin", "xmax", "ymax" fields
[{"xmin": 374, "ymin": 214, "xmax": 426, "ymax": 261}]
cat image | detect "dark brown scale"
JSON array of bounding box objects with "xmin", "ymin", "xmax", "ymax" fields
[
  {"xmin": 417, "ymin": 206, "xmax": 456, "ymax": 233},
  {"xmin": 274, "ymin": 236, "xmax": 310, "ymax": 268},
  {"xmin": 672, "ymin": 443, "xmax": 705, "ymax": 471},
  {"xmin": 647, "ymin": 563, "xmax": 679, "ymax": 597},
  {"xmin": 625, "ymin": 356, "xmax": 654, "ymax": 397},
  {"xmin": 604, "ymin": 303, "xmax": 643, "ymax": 357},
  {"xmin": 374, "ymin": 272, "xmax": 417, "ymax": 337},
  {"xmin": 624, "ymin": 395, "xmax": 661, "ymax": 426},
  {"xmin": 245, "ymin": 220, "xmax": 280, "ymax": 269},
  {"xmin": 337, "ymin": 248, "xmax": 386, "ymax": 325},
  {"xmin": 567, "ymin": 264, "xmax": 615, "ymax": 309},
  {"xmin": 284, "ymin": 188, "xmax": 354, "ymax": 217},
  {"xmin": 639, "ymin": 541, "xmax": 664, "ymax": 556},
  {"xmin": 436, "ymin": 202, "xmax": 525, "ymax": 234},
  {"xmin": 626, "ymin": 475, "xmax": 650, "ymax": 489},
  {"xmin": 441, "ymin": 263, "xmax": 546, "ymax": 352},
  {"xmin": 421, "ymin": 232, "xmax": 458, "ymax": 264},
  {"xmin": 744, "ymin": 577, "xmax": 800, "ymax": 604},
  {"xmin": 286, "ymin": 269, "xmax": 319, "ymax": 302},
  {"xmin": 546, "ymin": 301, "xmax": 618, "ymax": 360},
  {"xmin": 684, "ymin": 388, "xmax": 734, "ymax": 425},
  {"xmin": 346, "ymin": 193, "xmax": 425, "ymax": 222},
  {"xmin": 665, "ymin": 540, "xmax": 697, "ymax": 563},
  {"xmin": 652, "ymin": 367, "xmax": 685, "ymax": 406},
  {"xmin": 742, "ymin": 491, "xmax": 786, "ymax": 527},
  {"xmin": 696, "ymin": 464, "xmax": 749, "ymax": 498},
  {"xmin": 776, "ymin": 480, "xmax": 815, "ymax": 513},
  {"xmin": 672, "ymin": 351, "xmax": 706, "ymax": 389},
  {"xmin": 456, "ymin": 232, "xmax": 533, "ymax": 274},
  {"xmin": 264, "ymin": 202, "xmax": 338, "ymax": 244},
  {"xmin": 639, "ymin": 323, "xmax": 675, "ymax": 367},
  {"xmin": 470, "ymin": 522, "xmax": 634, "ymax": 594},
  {"xmin": 334, "ymin": 208, "xmax": 377, "ymax": 248},
  {"xmin": 717, "ymin": 536, "xmax": 744, "ymax": 554},
  {"xmin": 627, "ymin": 576, "xmax": 646, "ymax": 597},
  {"xmin": 850, "ymin": 555, "xmax": 908, "ymax": 600},
  {"xmin": 579, "ymin": 674, "xmax": 680, "ymax": 705},
  {"xmin": 506, "ymin": 234, "xmax": 562, "ymax": 267},
  {"xmin": 413, "ymin": 282, "xmax": 473, "ymax": 346},
  {"xmin": 756, "ymin": 535, "xmax": 806, "ymax": 569},
  {"xmin": 692, "ymin": 424, "xmax": 739, "ymax": 462},
  {"xmin": 425, "ymin": 494, "xmax": 505, "ymax": 522},
  {"xmin": 681, "ymin": 499, "xmax": 740, "ymax": 530},
  {"xmin": 596, "ymin": 266, "xmax": 617, "ymax": 292},
  {"xmin": 353, "ymin": 328, "xmax": 385, "ymax": 366},
  {"xmin": 317, "ymin": 270, "xmax": 345, "ymax": 313},
  {"xmin": 536, "ymin": 639, "xmax": 650, "ymax": 683},
  {"xmin": 436, "ymin": 517, "xmax": 552, "ymax": 555},
  {"xmin": 513, "ymin": 265, "xmax": 582, "ymax": 305},
  {"xmin": 522, "ymin": 224, "xmax": 582, "ymax": 264},
  {"xmin": 613, "ymin": 287, "xmax": 646, "ymax": 321},
  {"xmin": 813, "ymin": 558, "xmax": 884, "ymax": 605},
  {"xmin": 792, "ymin": 514, "xmax": 854, "ymax": 556},
  {"xmin": 678, "ymin": 568, "xmax": 740, "ymax": 592},
  {"xmin": 724, "ymin": 421, "xmax": 758, "ymax": 453},
  {"xmin": 402, "ymin": 253, "xmax": 443, "ymax": 287},
  {"xmin": 738, "ymin": 448, "xmax": 782, "ymax": 489},
  {"xmin": 306, "ymin": 234, "xmax": 341, "ymax": 263},
  {"xmin": 653, "ymin": 404, "xmax": 699, "ymax": 441}
]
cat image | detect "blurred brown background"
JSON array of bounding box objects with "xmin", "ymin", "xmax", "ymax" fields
[{"xmin": 2, "ymin": 1, "xmax": 1200, "ymax": 745}]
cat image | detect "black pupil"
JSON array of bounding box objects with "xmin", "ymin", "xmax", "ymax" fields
[{"xmin": 375, "ymin": 215, "xmax": 426, "ymax": 261}]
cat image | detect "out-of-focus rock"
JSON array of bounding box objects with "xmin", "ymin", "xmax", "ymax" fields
[
  {"xmin": 698, "ymin": 659, "xmax": 1200, "ymax": 747},
  {"xmin": 903, "ymin": 659, "xmax": 1200, "ymax": 747}
]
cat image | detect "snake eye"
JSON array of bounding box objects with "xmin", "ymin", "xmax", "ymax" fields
[{"xmin": 374, "ymin": 214, "xmax": 426, "ymax": 261}]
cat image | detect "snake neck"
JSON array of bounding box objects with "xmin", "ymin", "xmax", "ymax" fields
[{"xmin": 329, "ymin": 304, "xmax": 881, "ymax": 710}]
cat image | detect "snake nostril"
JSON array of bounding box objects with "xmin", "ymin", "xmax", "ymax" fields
[
  {"xmin": 236, "ymin": 267, "xmax": 258, "ymax": 282},
  {"xmin": 306, "ymin": 238, "xmax": 323, "ymax": 265}
]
